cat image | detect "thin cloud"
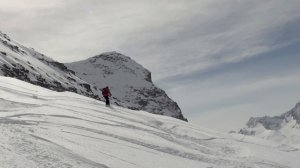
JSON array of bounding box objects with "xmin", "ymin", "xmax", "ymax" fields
[
  {"xmin": 119, "ymin": 0, "xmax": 300, "ymax": 80},
  {"xmin": 1, "ymin": 1, "xmax": 299, "ymax": 77}
]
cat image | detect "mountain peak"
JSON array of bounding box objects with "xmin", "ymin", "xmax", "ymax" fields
[
  {"xmin": 282, "ymin": 102, "xmax": 300, "ymax": 124},
  {"xmin": 66, "ymin": 52, "xmax": 187, "ymax": 121},
  {"xmin": 90, "ymin": 51, "xmax": 131, "ymax": 63}
]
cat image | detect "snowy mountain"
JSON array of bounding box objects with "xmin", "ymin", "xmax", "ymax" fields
[
  {"xmin": 1, "ymin": 76, "xmax": 300, "ymax": 168},
  {"xmin": 66, "ymin": 52, "xmax": 187, "ymax": 121},
  {"xmin": 239, "ymin": 102, "xmax": 300, "ymax": 146},
  {"xmin": 0, "ymin": 31, "xmax": 102, "ymax": 100},
  {"xmin": 0, "ymin": 31, "xmax": 186, "ymax": 121}
]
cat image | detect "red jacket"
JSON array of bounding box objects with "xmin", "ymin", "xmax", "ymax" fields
[{"xmin": 102, "ymin": 87, "xmax": 111, "ymax": 97}]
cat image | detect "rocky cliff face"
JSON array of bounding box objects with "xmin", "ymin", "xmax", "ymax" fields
[
  {"xmin": 0, "ymin": 31, "xmax": 187, "ymax": 121},
  {"xmin": 66, "ymin": 52, "xmax": 187, "ymax": 121}
]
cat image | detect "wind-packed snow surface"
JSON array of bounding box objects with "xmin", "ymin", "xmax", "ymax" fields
[{"xmin": 1, "ymin": 77, "xmax": 300, "ymax": 168}]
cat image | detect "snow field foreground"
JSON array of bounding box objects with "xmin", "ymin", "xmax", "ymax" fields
[{"xmin": 0, "ymin": 77, "xmax": 299, "ymax": 168}]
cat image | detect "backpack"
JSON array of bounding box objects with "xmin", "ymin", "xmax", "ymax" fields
[
  {"xmin": 102, "ymin": 88, "xmax": 106, "ymax": 96},
  {"xmin": 102, "ymin": 87, "xmax": 110, "ymax": 96}
]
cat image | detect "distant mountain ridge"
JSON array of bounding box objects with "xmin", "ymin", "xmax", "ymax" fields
[
  {"xmin": 0, "ymin": 31, "xmax": 186, "ymax": 121},
  {"xmin": 239, "ymin": 102, "xmax": 300, "ymax": 145}
]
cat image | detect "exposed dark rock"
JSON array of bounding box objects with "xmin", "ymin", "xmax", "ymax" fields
[
  {"xmin": 80, "ymin": 83, "xmax": 92, "ymax": 92},
  {"xmin": 0, "ymin": 51, "xmax": 6, "ymax": 56},
  {"xmin": 145, "ymin": 71, "xmax": 152, "ymax": 83},
  {"xmin": 239, "ymin": 128, "xmax": 256, "ymax": 135}
]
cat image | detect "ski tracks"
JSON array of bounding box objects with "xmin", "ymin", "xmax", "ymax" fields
[{"xmin": 0, "ymin": 122, "xmax": 111, "ymax": 168}]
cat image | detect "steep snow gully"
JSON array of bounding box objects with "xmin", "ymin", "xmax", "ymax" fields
[{"xmin": 0, "ymin": 77, "xmax": 300, "ymax": 168}]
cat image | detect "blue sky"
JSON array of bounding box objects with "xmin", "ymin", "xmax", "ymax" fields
[{"xmin": 1, "ymin": 0, "xmax": 300, "ymax": 132}]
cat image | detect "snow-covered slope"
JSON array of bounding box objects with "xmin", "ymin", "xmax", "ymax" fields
[
  {"xmin": 66, "ymin": 52, "xmax": 187, "ymax": 121},
  {"xmin": 1, "ymin": 76, "xmax": 300, "ymax": 168},
  {"xmin": 0, "ymin": 31, "xmax": 102, "ymax": 100},
  {"xmin": 239, "ymin": 102, "xmax": 300, "ymax": 147}
]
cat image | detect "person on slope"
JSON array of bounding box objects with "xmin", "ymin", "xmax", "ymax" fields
[{"xmin": 102, "ymin": 86, "xmax": 112, "ymax": 106}]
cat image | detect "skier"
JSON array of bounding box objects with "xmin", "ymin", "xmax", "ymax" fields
[{"xmin": 102, "ymin": 86, "xmax": 112, "ymax": 106}]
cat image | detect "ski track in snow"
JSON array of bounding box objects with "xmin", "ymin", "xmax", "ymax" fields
[{"xmin": 0, "ymin": 77, "xmax": 300, "ymax": 168}]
